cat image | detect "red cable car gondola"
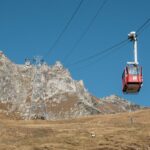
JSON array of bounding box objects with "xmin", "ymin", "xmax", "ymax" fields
[
  {"xmin": 122, "ymin": 32, "xmax": 143, "ymax": 93},
  {"xmin": 122, "ymin": 64, "xmax": 143, "ymax": 93}
]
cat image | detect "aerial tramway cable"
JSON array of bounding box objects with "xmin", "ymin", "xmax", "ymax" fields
[
  {"xmin": 74, "ymin": 40, "xmax": 130, "ymax": 71},
  {"xmin": 63, "ymin": 0, "xmax": 109, "ymax": 64},
  {"xmin": 136, "ymin": 18, "xmax": 150, "ymax": 36},
  {"xmin": 44, "ymin": 0, "xmax": 84, "ymax": 58},
  {"xmin": 67, "ymin": 39, "xmax": 129, "ymax": 67}
]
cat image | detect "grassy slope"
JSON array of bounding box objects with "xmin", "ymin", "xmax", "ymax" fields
[{"xmin": 0, "ymin": 109, "xmax": 150, "ymax": 150}]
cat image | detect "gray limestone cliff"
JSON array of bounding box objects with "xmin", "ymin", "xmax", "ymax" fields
[{"xmin": 0, "ymin": 51, "xmax": 142, "ymax": 120}]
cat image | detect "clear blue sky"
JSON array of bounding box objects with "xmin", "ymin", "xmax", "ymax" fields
[{"xmin": 0, "ymin": 0, "xmax": 150, "ymax": 106}]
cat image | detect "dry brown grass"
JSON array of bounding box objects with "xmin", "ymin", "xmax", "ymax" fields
[{"xmin": 0, "ymin": 108, "xmax": 150, "ymax": 150}]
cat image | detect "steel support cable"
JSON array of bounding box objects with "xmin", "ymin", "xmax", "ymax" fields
[
  {"xmin": 64, "ymin": 0, "xmax": 109, "ymax": 64},
  {"xmin": 75, "ymin": 40, "xmax": 130, "ymax": 70},
  {"xmin": 44, "ymin": 0, "xmax": 84, "ymax": 58},
  {"xmin": 136, "ymin": 18, "xmax": 150, "ymax": 36},
  {"xmin": 74, "ymin": 40, "xmax": 130, "ymax": 71},
  {"xmin": 67, "ymin": 38, "xmax": 129, "ymax": 67}
]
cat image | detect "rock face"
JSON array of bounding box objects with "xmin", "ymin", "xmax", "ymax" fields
[
  {"xmin": 0, "ymin": 51, "xmax": 142, "ymax": 120},
  {"xmin": 92, "ymin": 95, "xmax": 141, "ymax": 114}
]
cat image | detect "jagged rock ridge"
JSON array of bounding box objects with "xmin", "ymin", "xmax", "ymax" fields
[{"xmin": 0, "ymin": 51, "xmax": 141, "ymax": 120}]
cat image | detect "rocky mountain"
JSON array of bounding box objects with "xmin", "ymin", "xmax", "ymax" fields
[{"xmin": 0, "ymin": 51, "xmax": 142, "ymax": 120}]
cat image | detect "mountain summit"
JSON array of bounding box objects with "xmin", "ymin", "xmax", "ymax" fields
[{"xmin": 0, "ymin": 51, "xmax": 141, "ymax": 120}]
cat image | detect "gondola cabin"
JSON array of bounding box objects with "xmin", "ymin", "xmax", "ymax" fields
[{"xmin": 122, "ymin": 64, "xmax": 143, "ymax": 93}]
